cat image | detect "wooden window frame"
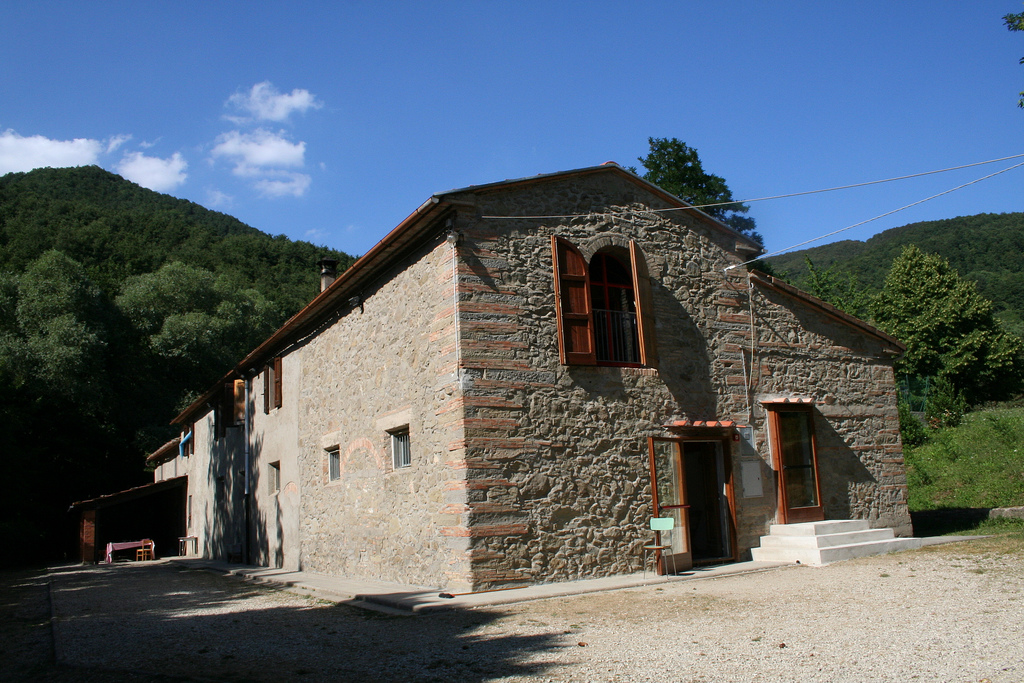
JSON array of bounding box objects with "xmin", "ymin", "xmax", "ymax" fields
[
  {"xmin": 552, "ymin": 236, "xmax": 657, "ymax": 367},
  {"xmin": 263, "ymin": 357, "xmax": 283, "ymax": 413},
  {"xmin": 765, "ymin": 404, "xmax": 825, "ymax": 524}
]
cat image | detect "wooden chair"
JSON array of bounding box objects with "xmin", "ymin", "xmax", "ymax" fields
[
  {"xmin": 136, "ymin": 539, "xmax": 153, "ymax": 561},
  {"xmin": 642, "ymin": 517, "xmax": 675, "ymax": 579}
]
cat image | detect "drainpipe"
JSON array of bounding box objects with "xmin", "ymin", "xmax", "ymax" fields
[
  {"xmin": 446, "ymin": 220, "xmax": 466, "ymax": 391},
  {"xmin": 178, "ymin": 430, "xmax": 192, "ymax": 458},
  {"xmin": 243, "ymin": 374, "xmax": 252, "ymax": 565}
]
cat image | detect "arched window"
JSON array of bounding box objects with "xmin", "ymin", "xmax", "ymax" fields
[
  {"xmin": 551, "ymin": 237, "xmax": 658, "ymax": 367},
  {"xmin": 589, "ymin": 252, "xmax": 640, "ymax": 365}
]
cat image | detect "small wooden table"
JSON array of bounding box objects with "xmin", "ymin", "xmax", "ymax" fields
[{"xmin": 105, "ymin": 540, "xmax": 154, "ymax": 563}]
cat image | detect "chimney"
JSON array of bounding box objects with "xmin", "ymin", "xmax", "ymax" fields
[{"xmin": 317, "ymin": 257, "xmax": 339, "ymax": 292}]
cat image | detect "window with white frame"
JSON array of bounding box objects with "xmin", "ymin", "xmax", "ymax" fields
[
  {"xmin": 268, "ymin": 461, "xmax": 281, "ymax": 494},
  {"xmin": 391, "ymin": 428, "xmax": 411, "ymax": 469},
  {"xmin": 328, "ymin": 448, "xmax": 341, "ymax": 481}
]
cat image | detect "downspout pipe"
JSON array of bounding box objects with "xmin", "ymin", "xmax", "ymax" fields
[
  {"xmin": 243, "ymin": 375, "xmax": 252, "ymax": 565},
  {"xmin": 178, "ymin": 430, "xmax": 192, "ymax": 458}
]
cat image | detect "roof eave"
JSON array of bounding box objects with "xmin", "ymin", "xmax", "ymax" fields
[
  {"xmin": 748, "ymin": 269, "xmax": 906, "ymax": 353},
  {"xmin": 436, "ymin": 163, "xmax": 763, "ymax": 254},
  {"xmin": 171, "ymin": 196, "xmax": 452, "ymax": 426}
]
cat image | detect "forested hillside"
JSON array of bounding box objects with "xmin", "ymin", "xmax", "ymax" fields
[
  {"xmin": 765, "ymin": 212, "xmax": 1024, "ymax": 330},
  {"xmin": 0, "ymin": 166, "xmax": 355, "ymax": 561}
]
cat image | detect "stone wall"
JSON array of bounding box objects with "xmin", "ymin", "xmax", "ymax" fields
[
  {"xmin": 294, "ymin": 231, "xmax": 471, "ymax": 590},
  {"xmin": 441, "ymin": 171, "xmax": 910, "ymax": 588}
]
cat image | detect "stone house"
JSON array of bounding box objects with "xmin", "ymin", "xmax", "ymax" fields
[{"xmin": 148, "ymin": 162, "xmax": 912, "ymax": 591}]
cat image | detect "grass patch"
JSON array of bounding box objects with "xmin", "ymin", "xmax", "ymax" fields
[{"xmin": 905, "ymin": 406, "xmax": 1024, "ymax": 511}]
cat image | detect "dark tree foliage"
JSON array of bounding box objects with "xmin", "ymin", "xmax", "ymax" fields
[
  {"xmin": 764, "ymin": 212, "xmax": 1024, "ymax": 334},
  {"xmin": 633, "ymin": 137, "xmax": 762, "ymax": 245},
  {"xmin": 1006, "ymin": 8, "xmax": 1024, "ymax": 108},
  {"xmin": 0, "ymin": 166, "xmax": 355, "ymax": 564}
]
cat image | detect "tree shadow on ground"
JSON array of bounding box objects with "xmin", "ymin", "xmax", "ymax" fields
[{"xmin": 30, "ymin": 562, "xmax": 567, "ymax": 682}]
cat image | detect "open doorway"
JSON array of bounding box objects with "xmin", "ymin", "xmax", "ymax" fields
[
  {"xmin": 648, "ymin": 437, "xmax": 736, "ymax": 573},
  {"xmin": 683, "ymin": 441, "xmax": 734, "ymax": 564}
]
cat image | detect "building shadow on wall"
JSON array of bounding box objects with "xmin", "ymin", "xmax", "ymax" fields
[
  {"xmin": 43, "ymin": 562, "xmax": 563, "ymax": 682},
  {"xmin": 646, "ymin": 281, "xmax": 718, "ymax": 417},
  {"xmin": 248, "ymin": 432, "xmax": 286, "ymax": 569},
  {"xmin": 813, "ymin": 413, "xmax": 876, "ymax": 520},
  {"xmin": 206, "ymin": 428, "xmax": 247, "ymax": 563}
]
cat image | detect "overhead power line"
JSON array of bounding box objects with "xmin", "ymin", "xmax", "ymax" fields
[
  {"xmin": 479, "ymin": 152, "xmax": 1024, "ymax": 220},
  {"xmin": 725, "ymin": 160, "xmax": 1024, "ymax": 271}
]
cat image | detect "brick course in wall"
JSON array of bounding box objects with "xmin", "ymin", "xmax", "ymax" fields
[{"xmin": 156, "ymin": 164, "xmax": 911, "ymax": 593}]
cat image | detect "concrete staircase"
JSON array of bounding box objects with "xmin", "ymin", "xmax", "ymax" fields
[{"xmin": 749, "ymin": 520, "xmax": 923, "ymax": 566}]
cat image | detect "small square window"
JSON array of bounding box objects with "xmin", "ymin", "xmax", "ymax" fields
[
  {"xmin": 328, "ymin": 449, "xmax": 341, "ymax": 481},
  {"xmin": 391, "ymin": 429, "xmax": 411, "ymax": 469},
  {"xmin": 268, "ymin": 461, "xmax": 281, "ymax": 494}
]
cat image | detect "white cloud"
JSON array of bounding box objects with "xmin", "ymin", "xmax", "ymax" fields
[
  {"xmin": 226, "ymin": 81, "xmax": 322, "ymax": 123},
  {"xmin": 211, "ymin": 129, "xmax": 305, "ymax": 174},
  {"xmin": 205, "ymin": 188, "xmax": 233, "ymax": 208},
  {"xmin": 106, "ymin": 134, "xmax": 132, "ymax": 154},
  {"xmin": 116, "ymin": 151, "xmax": 188, "ymax": 192},
  {"xmin": 304, "ymin": 227, "xmax": 329, "ymax": 242},
  {"xmin": 0, "ymin": 129, "xmax": 103, "ymax": 174},
  {"xmin": 255, "ymin": 172, "xmax": 311, "ymax": 198}
]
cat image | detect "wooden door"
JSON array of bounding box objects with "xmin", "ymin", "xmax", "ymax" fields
[{"xmin": 767, "ymin": 406, "xmax": 825, "ymax": 524}]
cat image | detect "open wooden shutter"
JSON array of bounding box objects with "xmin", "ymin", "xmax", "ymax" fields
[
  {"xmin": 551, "ymin": 236, "xmax": 596, "ymax": 365},
  {"xmin": 263, "ymin": 366, "xmax": 271, "ymax": 414},
  {"xmin": 273, "ymin": 356, "xmax": 283, "ymax": 409},
  {"xmin": 630, "ymin": 240, "xmax": 659, "ymax": 367},
  {"xmin": 232, "ymin": 379, "xmax": 245, "ymax": 424}
]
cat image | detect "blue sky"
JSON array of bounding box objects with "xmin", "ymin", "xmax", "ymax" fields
[{"xmin": 1, "ymin": 1, "xmax": 1021, "ymax": 259}]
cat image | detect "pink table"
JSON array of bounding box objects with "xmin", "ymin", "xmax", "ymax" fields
[{"xmin": 105, "ymin": 540, "xmax": 154, "ymax": 563}]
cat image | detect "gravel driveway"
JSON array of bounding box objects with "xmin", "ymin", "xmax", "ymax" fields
[{"xmin": 4, "ymin": 534, "xmax": 1022, "ymax": 682}]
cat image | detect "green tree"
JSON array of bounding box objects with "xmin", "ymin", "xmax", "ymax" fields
[
  {"xmin": 1006, "ymin": 7, "xmax": 1024, "ymax": 108},
  {"xmin": 633, "ymin": 137, "xmax": 762, "ymax": 244},
  {"xmin": 116, "ymin": 261, "xmax": 280, "ymax": 405},
  {"xmin": 873, "ymin": 245, "xmax": 1024, "ymax": 404},
  {"xmin": 803, "ymin": 257, "xmax": 874, "ymax": 319}
]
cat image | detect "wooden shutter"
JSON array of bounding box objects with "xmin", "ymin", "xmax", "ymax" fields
[
  {"xmin": 630, "ymin": 240, "xmax": 659, "ymax": 367},
  {"xmin": 232, "ymin": 379, "xmax": 245, "ymax": 424},
  {"xmin": 551, "ymin": 236, "xmax": 596, "ymax": 365},
  {"xmin": 273, "ymin": 356, "xmax": 283, "ymax": 409},
  {"xmin": 263, "ymin": 366, "xmax": 271, "ymax": 414}
]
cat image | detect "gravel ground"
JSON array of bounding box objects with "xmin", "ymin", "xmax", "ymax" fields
[{"xmin": 3, "ymin": 535, "xmax": 1022, "ymax": 682}]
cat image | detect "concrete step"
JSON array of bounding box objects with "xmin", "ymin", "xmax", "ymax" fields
[
  {"xmin": 749, "ymin": 519, "xmax": 922, "ymax": 566},
  {"xmin": 767, "ymin": 520, "xmax": 869, "ymax": 536},
  {"xmin": 757, "ymin": 527, "xmax": 895, "ymax": 549}
]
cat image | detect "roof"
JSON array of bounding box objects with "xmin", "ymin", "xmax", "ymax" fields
[
  {"xmin": 69, "ymin": 476, "xmax": 187, "ymax": 512},
  {"xmin": 748, "ymin": 270, "xmax": 906, "ymax": 353},
  {"xmin": 172, "ymin": 163, "xmax": 762, "ymax": 426},
  {"xmin": 145, "ymin": 436, "xmax": 182, "ymax": 467}
]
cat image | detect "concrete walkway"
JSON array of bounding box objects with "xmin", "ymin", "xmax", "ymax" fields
[
  {"xmin": 171, "ymin": 535, "xmax": 986, "ymax": 614},
  {"xmin": 172, "ymin": 557, "xmax": 794, "ymax": 613}
]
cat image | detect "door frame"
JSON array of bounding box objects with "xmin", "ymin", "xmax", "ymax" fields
[
  {"xmin": 647, "ymin": 436, "xmax": 738, "ymax": 573},
  {"xmin": 683, "ymin": 439, "xmax": 738, "ymax": 566},
  {"xmin": 765, "ymin": 404, "xmax": 825, "ymax": 524}
]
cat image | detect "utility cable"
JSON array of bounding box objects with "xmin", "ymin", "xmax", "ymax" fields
[
  {"xmin": 724, "ymin": 160, "xmax": 1024, "ymax": 271},
  {"xmin": 479, "ymin": 153, "xmax": 1024, "ymax": 220}
]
